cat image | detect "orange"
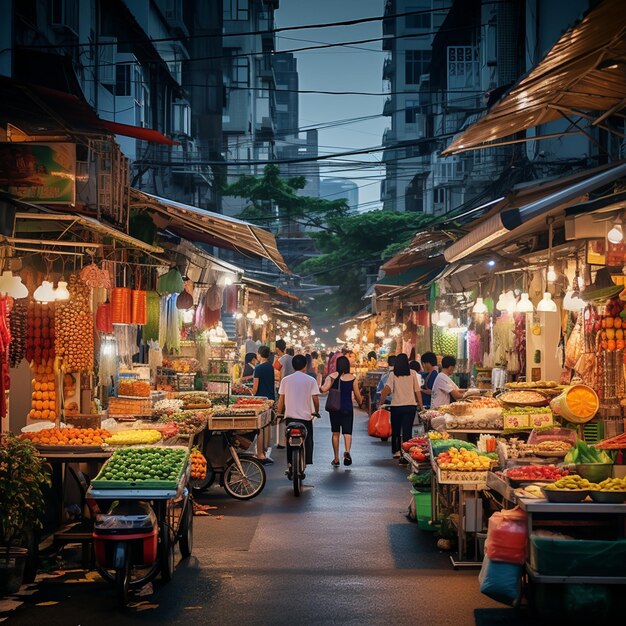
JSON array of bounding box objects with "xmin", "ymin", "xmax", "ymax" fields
[
  {"xmin": 608, "ymin": 339, "xmax": 616, "ymax": 351},
  {"xmin": 42, "ymin": 410, "xmax": 50, "ymax": 419},
  {"xmin": 34, "ymin": 382, "xmax": 41, "ymax": 391},
  {"xmin": 35, "ymin": 401, "xmax": 43, "ymax": 410},
  {"xmin": 616, "ymin": 317, "xmax": 623, "ymax": 329},
  {"xmin": 605, "ymin": 317, "xmax": 614, "ymax": 329},
  {"xmin": 618, "ymin": 339, "xmax": 625, "ymax": 350}
]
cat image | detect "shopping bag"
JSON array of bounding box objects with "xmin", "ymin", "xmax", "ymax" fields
[
  {"xmin": 478, "ymin": 556, "xmax": 523, "ymax": 606},
  {"xmin": 368, "ymin": 408, "xmax": 391, "ymax": 438}
]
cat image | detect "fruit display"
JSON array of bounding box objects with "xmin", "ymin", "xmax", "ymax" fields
[
  {"xmin": 436, "ymin": 447, "xmax": 492, "ymax": 471},
  {"xmin": 401, "ymin": 436, "xmax": 429, "ymax": 462},
  {"xmin": 506, "ymin": 465, "xmax": 570, "ymax": 483},
  {"xmin": 118, "ymin": 379, "xmax": 151, "ymax": 397},
  {"xmin": 153, "ymin": 398, "xmax": 184, "ymax": 414},
  {"xmin": 595, "ymin": 298, "xmax": 626, "ymax": 351},
  {"xmin": 104, "ymin": 429, "xmax": 162, "ymax": 446},
  {"xmin": 20, "ymin": 427, "xmax": 111, "ymax": 446},
  {"xmin": 26, "ymin": 301, "xmax": 55, "ymax": 364},
  {"xmin": 431, "ymin": 438, "xmax": 477, "ymax": 456},
  {"xmin": 190, "ymin": 449, "xmax": 208, "ymax": 479},
  {"xmin": 427, "ymin": 431, "xmax": 449, "ymax": 440},
  {"xmin": 55, "ymin": 275, "xmax": 94, "ymax": 372},
  {"xmin": 163, "ymin": 357, "xmax": 200, "ymax": 373},
  {"xmin": 94, "ymin": 447, "xmax": 188, "ymax": 485},
  {"xmin": 588, "ymin": 477, "xmax": 626, "ymax": 492},
  {"xmin": 176, "ymin": 392, "xmax": 212, "ymax": 409},
  {"xmin": 543, "ymin": 475, "xmax": 592, "ymax": 491},
  {"xmin": 8, "ymin": 299, "xmax": 27, "ymax": 367},
  {"xmin": 157, "ymin": 411, "xmax": 207, "ymax": 435},
  {"xmin": 27, "ymin": 359, "xmax": 57, "ymax": 421}
]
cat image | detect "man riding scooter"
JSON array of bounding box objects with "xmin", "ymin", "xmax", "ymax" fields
[{"xmin": 276, "ymin": 354, "xmax": 320, "ymax": 480}]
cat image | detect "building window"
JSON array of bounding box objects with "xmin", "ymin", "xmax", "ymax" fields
[
  {"xmin": 115, "ymin": 64, "xmax": 131, "ymax": 96},
  {"xmin": 405, "ymin": 99, "xmax": 420, "ymax": 124},
  {"xmin": 224, "ymin": 0, "xmax": 248, "ymax": 21},
  {"xmin": 232, "ymin": 57, "xmax": 250, "ymax": 87},
  {"xmin": 406, "ymin": 3, "xmax": 431, "ymax": 29},
  {"xmin": 405, "ymin": 50, "xmax": 431, "ymax": 84}
]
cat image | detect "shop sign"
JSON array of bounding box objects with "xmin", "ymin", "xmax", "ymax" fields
[{"xmin": 0, "ymin": 142, "xmax": 76, "ymax": 204}]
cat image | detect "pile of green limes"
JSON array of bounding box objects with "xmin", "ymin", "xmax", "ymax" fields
[{"xmin": 100, "ymin": 447, "xmax": 187, "ymax": 482}]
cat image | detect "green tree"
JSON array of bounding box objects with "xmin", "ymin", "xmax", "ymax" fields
[
  {"xmin": 297, "ymin": 210, "xmax": 434, "ymax": 320},
  {"xmin": 222, "ymin": 164, "xmax": 349, "ymax": 232}
]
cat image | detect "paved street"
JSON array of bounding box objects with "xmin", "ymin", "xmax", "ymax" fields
[{"xmin": 2, "ymin": 405, "xmax": 532, "ymax": 625}]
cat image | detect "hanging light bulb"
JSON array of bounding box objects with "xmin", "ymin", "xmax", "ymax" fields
[
  {"xmin": 375, "ymin": 330, "xmax": 385, "ymax": 338},
  {"xmin": 33, "ymin": 280, "xmax": 56, "ymax": 303},
  {"xmin": 54, "ymin": 280, "xmax": 70, "ymax": 301},
  {"xmin": 0, "ymin": 271, "xmax": 28, "ymax": 299},
  {"xmin": 547, "ymin": 265, "xmax": 557, "ymax": 282},
  {"xmin": 234, "ymin": 312, "xmax": 243, "ymax": 320},
  {"xmin": 261, "ymin": 313, "xmax": 269, "ymax": 322},
  {"xmin": 608, "ymin": 218, "xmax": 624, "ymax": 244},
  {"xmin": 224, "ymin": 275, "xmax": 234, "ymax": 286},
  {"xmin": 472, "ymin": 297, "xmax": 488, "ymax": 314},
  {"xmin": 436, "ymin": 311, "xmax": 453, "ymax": 327},
  {"xmin": 537, "ymin": 292, "xmax": 557, "ymax": 312},
  {"xmin": 516, "ymin": 293, "xmax": 534, "ymax": 313},
  {"xmin": 246, "ymin": 310, "xmax": 257, "ymax": 320},
  {"xmin": 563, "ymin": 291, "xmax": 585, "ymax": 311}
]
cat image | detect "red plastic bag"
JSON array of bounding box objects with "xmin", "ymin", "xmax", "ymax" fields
[
  {"xmin": 368, "ymin": 408, "xmax": 392, "ymax": 438},
  {"xmin": 485, "ymin": 507, "xmax": 528, "ymax": 565}
]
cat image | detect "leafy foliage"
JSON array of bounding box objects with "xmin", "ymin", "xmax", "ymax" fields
[{"xmin": 0, "ymin": 433, "xmax": 51, "ymax": 547}]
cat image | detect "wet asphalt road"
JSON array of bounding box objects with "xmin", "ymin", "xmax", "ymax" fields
[{"xmin": 3, "ymin": 404, "xmax": 534, "ymax": 626}]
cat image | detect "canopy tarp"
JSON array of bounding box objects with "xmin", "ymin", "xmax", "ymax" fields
[
  {"xmin": 130, "ymin": 189, "xmax": 290, "ymax": 273},
  {"xmin": 444, "ymin": 0, "xmax": 626, "ymax": 155}
]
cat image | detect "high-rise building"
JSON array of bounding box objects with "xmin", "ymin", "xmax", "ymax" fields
[{"xmin": 320, "ymin": 178, "xmax": 359, "ymax": 212}]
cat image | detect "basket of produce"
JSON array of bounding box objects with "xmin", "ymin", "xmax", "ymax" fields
[
  {"xmin": 505, "ymin": 465, "xmax": 570, "ymax": 486},
  {"xmin": 587, "ymin": 477, "xmax": 626, "ymax": 502},
  {"xmin": 20, "ymin": 427, "xmax": 111, "ymax": 451},
  {"xmin": 498, "ymin": 390, "xmax": 550, "ymax": 407},
  {"xmin": 92, "ymin": 447, "xmax": 189, "ymax": 489},
  {"xmin": 542, "ymin": 475, "xmax": 591, "ymax": 502},
  {"xmin": 549, "ymin": 384, "xmax": 599, "ymax": 424},
  {"xmin": 104, "ymin": 429, "xmax": 162, "ymax": 446}
]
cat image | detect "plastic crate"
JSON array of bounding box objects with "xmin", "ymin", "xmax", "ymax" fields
[
  {"xmin": 583, "ymin": 420, "xmax": 603, "ymax": 444},
  {"xmin": 411, "ymin": 489, "xmax": 435, "ymax": 531},
  {"xmin": 530, "ymin": 536, "xmax": 626, "ymax": 576}
]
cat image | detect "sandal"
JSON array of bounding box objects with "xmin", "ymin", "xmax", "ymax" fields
[
  {"xmin": 331, "ymin": 459, "xmax": 340, "ymax": 467},
  {"xmin": 343, "ymin": 452, "xmax": 352, "ymax": 466}
]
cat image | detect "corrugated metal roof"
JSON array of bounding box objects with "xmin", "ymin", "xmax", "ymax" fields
[{"xmin": 444, "ymin": 0, "xmax": 626, "ymax": 155}]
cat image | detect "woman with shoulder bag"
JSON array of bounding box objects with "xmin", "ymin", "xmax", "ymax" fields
[
  {"xmin": 379, "ymin": 353, "xmax": 423, "ymax": 463},
  {"xmin": 320, "ymin": 356, "xmax": 363, "ymax": 467}
]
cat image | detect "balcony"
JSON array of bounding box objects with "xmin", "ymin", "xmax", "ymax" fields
[
  {"xmin": 382, "ymin": 128, "xmax": 396, "ymax": 145},
  {"xmin": 432, "ymin": 155, "xmax": 466, "ymax": 186},
  {"xmin": 382, "ymin": 57, "xmax": 394, "ymax": 81},
  {"xmin": 383, "ymin": 98, "xmax": 393, "ymax": 116}
]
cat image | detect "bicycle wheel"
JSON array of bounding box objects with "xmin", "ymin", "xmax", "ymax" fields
[
  {"xmin": 179, "ymin": 501, "xmax": 193, "ymax": 559},
  {"xmin": 223, "ymin": 457, "xmax": 266, "ymax": 500},
  {"xmin": 292, "ymin": 448, "xmax": 302, "ymax": 497}
]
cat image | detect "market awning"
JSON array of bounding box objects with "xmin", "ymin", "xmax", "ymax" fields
[
  {"xmin": 241, "ymin": 276, "xmax": 299, "ymax": 302},
  {"xmin": 381, "ymin": 230, "xmax": 458, "ymax": 275},
  {"xmin": 10, "ymin": 208, "xmax": 164, "ymax": 255},
  {"xmin": 129, "ymin": 189, "xmax": 290, "ymax": 273},
  {"xmin": 444, "ymin": 161, "xmax": 626, "ymax": 263},
  {"xmin": 443, "ymin": 0, "xmax": 626, "ymax": 155},
  {"xmin": 0, "ymin": 76, "xmax": 177, "ymax": 145}
]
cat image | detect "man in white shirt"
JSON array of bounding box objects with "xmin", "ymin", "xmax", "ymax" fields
[
  {"xmin": 277, "ymin": 354, "xmax": 320, "ymax": 472},
  {"xmin": 431, "ymin": 355, "xmax": 465, "ymax": 409}
]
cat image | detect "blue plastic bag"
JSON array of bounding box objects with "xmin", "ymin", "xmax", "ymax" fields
[{"xmin": 478, "ymin": 556, "xmax": 523, "ymax": 606}]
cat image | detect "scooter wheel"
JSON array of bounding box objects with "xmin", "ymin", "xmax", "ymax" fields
[
  {"xmin": 115, "ymin": 547, "xmax": 130, "ymax": 607},
  {"xmin": 179, "ymin": 502, "xmax": 193, "ymax": 559}
]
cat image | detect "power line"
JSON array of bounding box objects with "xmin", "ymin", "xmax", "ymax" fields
[{"xmin": 4, "ymin": 7, "xmax": 454, "ymax": 52}]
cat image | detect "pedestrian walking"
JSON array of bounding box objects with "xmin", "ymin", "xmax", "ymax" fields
[
  {"xmin": 252, "ymin": 345, "xmax": 276, "ymax": 465},
  {"xmin": 320, "ymin": 355, "xmax": 363, "ymax": 467},
  {"xmin": 379, "ymin": 353, "xmax": 423, "ymax": 463}
]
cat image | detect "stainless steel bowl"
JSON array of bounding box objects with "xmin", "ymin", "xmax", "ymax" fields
[{"xmin": 575, "ymin": 463, "xmax": 613, "ymax": 483}]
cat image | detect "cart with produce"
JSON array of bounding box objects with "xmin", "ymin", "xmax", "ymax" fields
[
  {"xmin": 87, "ymin": 446, "xmax": 193, "ymax": 607},
  {"xmin": 190, "ymin": 397, "xmax": 273, "ymax": 500}
]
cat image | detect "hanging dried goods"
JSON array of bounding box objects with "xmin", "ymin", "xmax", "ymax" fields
[
  {"xmin": 55, "ymin": 275, "xmax": 94, "ymax": 372},
  {"xmin": 26, "ymin": 301, "xmax": 55, "ymax": 364},
  {"xmin": 8, "ymin": 299, "xmax": 27, "ymax": 367}
]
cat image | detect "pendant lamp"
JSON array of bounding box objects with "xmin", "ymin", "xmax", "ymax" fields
[
  {"xmin": 54, "ymin": 280, "xmax": 70, "ymax": 301},
  {"xmin": 0, "ymin": 271, "xmax": 28, "ymax": 298},
  {"xmin": 537, "ymin": 292, "xmax": 557, "ymax": 312},
  {"xmin": 516, "ymin": 293, "xmax": 534, "ymax": 313},
  {"xmin": 472, "ymin": 297, "xmax": 488, "ymax": 314},
  {"xmin": 33, "ymin": 280, "xmax": 56, "ymax": 303}
]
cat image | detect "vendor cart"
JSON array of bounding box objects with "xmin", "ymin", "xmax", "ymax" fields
[
  {"xmin": 88, "ymin": 459, "xmax": 193, "ymax": 607},
  {"xmin": 190, "ymin": 408, "xmax": 271, "ymax": 500}
]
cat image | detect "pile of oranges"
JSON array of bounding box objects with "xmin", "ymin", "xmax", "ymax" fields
[
  {"xmin": 20, "ymin": 427, "xmax": 111, "ymax": 446},
  {"xmin": 28, "ymin": 359, "xmax": 57, "ymax": 421}
]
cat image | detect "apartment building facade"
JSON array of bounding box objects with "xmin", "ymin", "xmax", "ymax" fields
[{"xmin": 381, "ymin": 0, "xmax": 601, "ymax": 217}]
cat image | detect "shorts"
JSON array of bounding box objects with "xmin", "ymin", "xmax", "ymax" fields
[{"xmin": 329, "ymin": 410, "xmax": 354, "ymax": 435}]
